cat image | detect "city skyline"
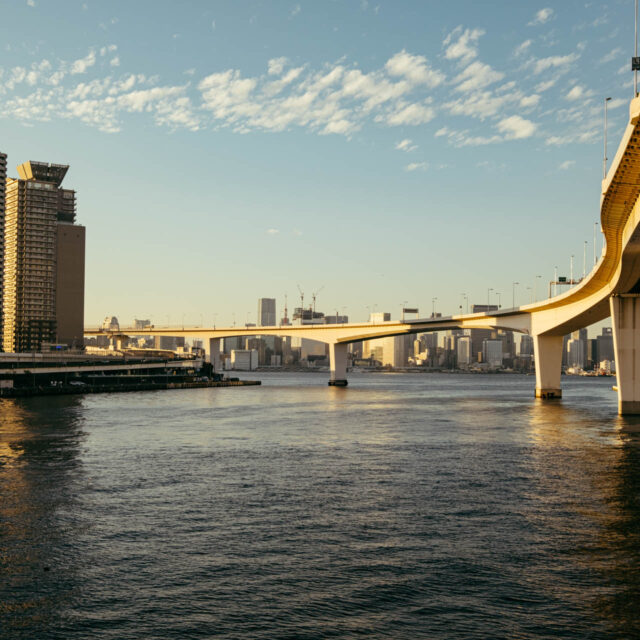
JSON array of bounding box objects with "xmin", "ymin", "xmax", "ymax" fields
[{"xmin": 0, "ymin": 1, "xmax": 634, "ymax": 327}]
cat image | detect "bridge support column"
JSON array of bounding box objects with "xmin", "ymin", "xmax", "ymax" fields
[
  {"xmin": 610, "ymin": 295, "xmax": 640, "ymax": 415},
  {"xmin": 533, "ymin": 334, "xmax": 563, "ymax": 399},
  {"xmin": 328, "ymin": 342, "xmax": 348, "ymax": 387},
  {"xmin": 207, "ymin": 337, "xmax": 222, "ymax": 373}
]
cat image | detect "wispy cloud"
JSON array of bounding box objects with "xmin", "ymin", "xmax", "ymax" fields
[
  {"xmin": 405, "ymin": 162, "xmax": 427, "ymax": 172},
  {"xmin": 395, "ymin": 138, "xmax": 417, "ymax": 152},
  {"xmin": 528, "ymin": 8, "xmax": 554, "ymax": 27},
  {"xmin": 559, "ymin": 160, "xmax": 575, "ymax": 170}
]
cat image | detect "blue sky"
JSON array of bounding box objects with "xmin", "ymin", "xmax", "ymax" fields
[{"xmin": 0, "ymin": 0, "xmax": 634, "ymax": 328}]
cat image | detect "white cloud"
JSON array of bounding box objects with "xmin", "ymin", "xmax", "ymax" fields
[
  {"xmin": 496, "ymin": 115, "xmax": 536, "ymax": 139},
  {"xmin": 290, "ymin": 4, "xmax": 301, "ymax": 17},
  {"xmin": 565, "ymin": 85, "xmax": 587, "ymax": 101},
  {"xmin": 535, "ymin": 78, "xmax": 557, "ymax": 92},
  {"xmin": 267, "ymin": 228, "xmax": 280, "ymax": 235},
  {"xmin": 443, "ymin": 27, "xmax": 485, "ymax": 63},
  {"xmin": 385, "ymin": 50, "xmax": 444, "ymax": 88},
  {"xmin": 528, "ymin": 8, "xmax": 554, "ymax": 26},
  {"xmin": 559, "ymin": 160, "xmax": 575, "ymax": 170},
  {"xmin": 395, "ymin": 138, "xmax": 416, "ymax": 152},
  {"xmin": 70, "ymin": 50, "xmax": 96, "ymax": 74},
  {"xmin": 268, "ymin": 57, "xmax": 288, "ymax": 76},
  {"xmin": 405, "ymin": 162, "xmax": 427, "ymax": 172},
  {"xmin": 27, "ymin": 0, "xmax": 35, "ymax": 6},
  {"xmin": 600, "ymin": 47, "xmax": 622, "ymax": 64},
  {"xmin": 520, "ymin": 94, "xmax": 540, "ymax": 108},
  {"xmin": 453, "ymin": 61, "xmax": 503, "ymax": 93},
  {"xmin": 531, "ymin": 53, "xmax": 579, "ymax": 74},
  {"xmin": 514, "ymin": 40, "xmax": 532, "ymax": 57},
  {"xmin": 384, "ymin": 101, "xmax": 435, "ymax": 126},
  {"xmin": 110, "ymin": 56, "xmax": 120, "ymax": 68}
]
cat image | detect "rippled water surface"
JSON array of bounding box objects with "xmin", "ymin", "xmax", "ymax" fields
[{"xmin": 2, "ymin": 372, "xmax": 640, "ymax": 639}]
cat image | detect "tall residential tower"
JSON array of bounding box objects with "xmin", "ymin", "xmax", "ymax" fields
[
  {"xmin": 0, "ymin": 151, "xmax": 6, "ymax": 346},
  {"xmin": 2, "ymin": 161, "xmax": 85, "ymax": 352}
]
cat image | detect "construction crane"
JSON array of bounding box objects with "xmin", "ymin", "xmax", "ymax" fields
[
  {"xmin": 297, "ymin": 284, "xmax": 304, "ymax": 314},
  {"xmin": 311, "ymin": 286, "xmax": 324, "ymax": 314}
]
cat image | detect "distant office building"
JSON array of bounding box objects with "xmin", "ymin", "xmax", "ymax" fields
[
  {"xmin": 520, "ymin": 334, "xmax": 534, "ymax": 356},
  {"xmin": 470, "ymin": 304, "xmax": 498, "ymax": 363},
  {"xmin": 154, "ymin": 336, "xmax": 185, "ymax": 351},
  {"xmin": 483, "ymin": 339, "xmax": 503, "ymax": 368},
  {"xmin": 2, "ymin": 161, "xmax": 85, "ymax": 352},
  {"xmin": 0, "ymin": 151, "xmax": 6, "ymax": 346},
  {"xmin": 258, "ymin": 298, "xmax": 276, "ymax": 326},
  {"xmin": 457, "ymin": 336, "xmax": 472, "ymax": 366},
  {"xmin": 231, "ymin": 349, "xmax": 258, "ymax": 370},
  {"xmin": 362, "ymin": 335, "xmax": 410, "ymax": 367},
  {"xmin": 567, "ymin": 329, "xmax": 587, "ymax": 369},
  {"xmin": 597, "ymin": 327, "xmax": 614, "ymax": 362},
  {"xmin": 370, "ymin": 312, "xmax": 391, "ymax": 323},
  {"xmin": 134, "ymin": 318, "xmax": 151, "ymax": 330}
]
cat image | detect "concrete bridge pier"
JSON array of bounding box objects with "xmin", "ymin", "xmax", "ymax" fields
[
  {"xmin": 610, "ymin": 295, "xmax": 640, "ymax": 415},
  {"xmin": 206, "ymin": 337, "xmax": 222, "ymax": 373},
  {"xmin": 533, "ymin": 334, "xmax": 563, "ymax": 399},
  {"xmin": 328, "ymin": 342, "xmax": 348, "ymax": 387}
]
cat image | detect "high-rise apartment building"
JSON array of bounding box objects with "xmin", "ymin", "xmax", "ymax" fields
[
  {"xmin": 0, "ymin": 151, "xmax": 6, "ymax": 347},
  {"xmin": 258, "ymin": 298, "xmax": 276, "ymax": 326},
  {"xmin": 2, "ymin": 161, "xmax": 85, "ymax": 352}
]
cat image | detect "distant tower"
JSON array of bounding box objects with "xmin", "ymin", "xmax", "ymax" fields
[
  {"xmin": 2, "ymin": 161, "xmax": 85, "ymax": 352},
  {"xmin": 258, "ymin": 298, "xmax": 276, "ymax": 327},
  {"xmin": 0, "ymin": 151, "xmax": 6, "ymax": 349}
]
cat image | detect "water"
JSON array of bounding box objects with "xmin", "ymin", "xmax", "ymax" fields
[{"xmin": 2, "ymin": 372, "xmax": 640, "ymax": 639}]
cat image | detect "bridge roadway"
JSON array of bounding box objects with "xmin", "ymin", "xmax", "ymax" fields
[{"xmin": 86, "ymin": 96, "xmax": 640, "ymax": 414}]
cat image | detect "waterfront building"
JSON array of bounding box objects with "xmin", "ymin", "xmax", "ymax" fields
[
  {"xmin": 457, "ymin": 335, "xmax": 472, "ymax": 366},
  {"xmin": 230, "ymin": 349, "xmax": 258, "ymax": 370},
  {"xmin": 0, "ymin": 151, "xmax": 6, "ymax": 347},
  {"xmin": 597, "ymin": 327, "xmax": 614, "ymax": 362},
  {"xmin": 134, "ymin": 318, "xmax": 151, "ymax": 330},
  {"xmin": 2, "ymin": 161, "xmax": 85, "ymax": 352},
  {"xmin": 483, "ymin": 339, "xmax": 503, "ymax": 368},
  {"xmin": 520, "ymin": 334, "xmax": 534, "ymax": 356},
  {"xmin": 258, "ymin": 298, "xmax": 276, "ymax": 326},
  {"xmin": 470, "ymin": 304, "xmax": 498, "ymax": 363}
]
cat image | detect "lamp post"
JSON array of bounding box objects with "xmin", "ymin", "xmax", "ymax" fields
[
  {"xmin": 401, "ymin": 300, "xmax": 408, "ymax": 322},
  {"xmin": 604, "ymin": 96, "xmax": 612, "ymax": 179},
  {"xmin": 535, "ymin": 275, "xmax": 542, "ymax": 301},
  {"xmin": 583, "ymin": 240, "xmax": 587, "ymax": 279},
  {"xmin": 527, "ymin": 286, "xmax": 533, "ymax": 303},
  {"xmin": 461, "ymin": 293, "xmax": 468, "ymax": 314},
  {"xmin": 512, "ymin": 281, "xmax": 519, "ymax": 308},
  {"xmin": 487, "ymin": 288, "xmax": 493, "ymax": 307},
  {"xmin": 554, "ymin": 266, "xmax": 558, "ymax": 296},
  {"xmin": 432, "ymin": 297, "xmax": 438, "ymax": 317},
  {"xmin": 594, "ymin": 221, "xmax": 599, "ymax": 266},
  {"xmin": 570, "ymin": 255, "xmax": 574, "ymax": 284},
  {"xmin": 496, "ymin": 292, "xmax": 501, "ymax": 308}
]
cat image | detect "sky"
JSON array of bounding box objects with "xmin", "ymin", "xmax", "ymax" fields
[{"xmin": 0, "ymin": 0, "xmax": 634, "ymax": 329}]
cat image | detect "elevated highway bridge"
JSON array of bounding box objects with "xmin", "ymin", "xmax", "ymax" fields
[{"xmin": 86, "ymin": 96, "xmax": 640, "ymax": 415}]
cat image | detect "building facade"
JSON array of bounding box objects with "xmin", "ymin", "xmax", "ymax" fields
[
  {"xmin": 258, "ymin": 298, "xmax": 276, "ymax": 326},
  {"xmin": 0, "ymin": 151, "xmax": 6, "ymax": 346},
  {"xmin": 2, "ymin": 161, "xmax": 85, "ymax": 352}
]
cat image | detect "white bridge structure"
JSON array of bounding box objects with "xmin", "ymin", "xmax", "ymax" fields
[{"xmin": 87, "ymin": 97, "xmax": 640, "ymax": 415}]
